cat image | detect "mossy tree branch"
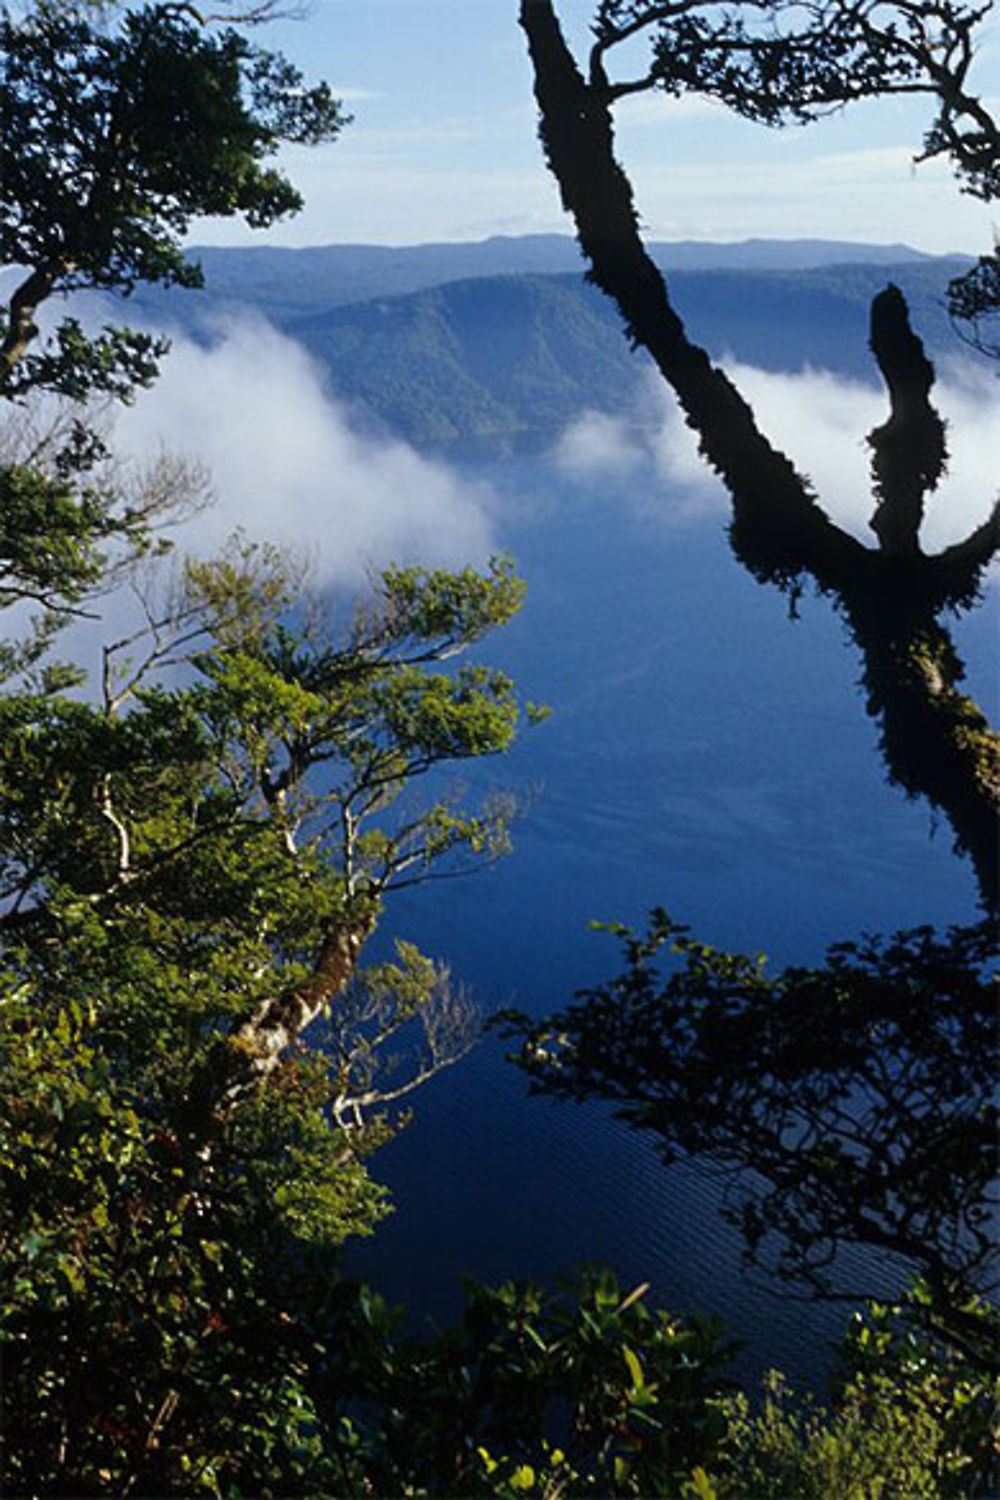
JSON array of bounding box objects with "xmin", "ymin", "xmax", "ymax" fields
[{"xmin": 520, "ymin": 0, "xmax": 999, "ymax": 910}]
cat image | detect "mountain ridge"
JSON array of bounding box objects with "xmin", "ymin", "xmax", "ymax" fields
[
  {"xmin": 142, "ymin": 233, "xmax": 965, "ymax": 324},
  {"xmin": 284, "ymin": 261, "xmax": 968, "ymax": 452},
  {"xmin": 116, "ymin": 240, "xmax": 975, "ymax": 455}
]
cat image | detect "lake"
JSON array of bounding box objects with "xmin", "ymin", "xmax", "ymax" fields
[{"xmin": 344, "ymin": 451, "xmax": 994, "ymax": 1391}]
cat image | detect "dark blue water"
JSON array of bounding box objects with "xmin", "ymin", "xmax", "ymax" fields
[{"xmin": 345, "ymin": 456, "xmax": 995, "ymax": 1392}]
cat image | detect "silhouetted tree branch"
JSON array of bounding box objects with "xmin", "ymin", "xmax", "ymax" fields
[
  {"xmin": 948, "ymin": 243, "xmax": 1000, "ymax": 359},
  {"xmin": 590, "ymin": 0, "xmax": 999, "ymax": 199},
  {"xmin": 502, "ymin": 913, "xmax": 999, "ymax": 1368},
  {"xmin": 519, "ymin": 0, "xmax": 1000, "ymax": 910}
]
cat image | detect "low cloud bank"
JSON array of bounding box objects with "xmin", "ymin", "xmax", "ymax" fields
[
  {"xmin": 115, "ymin": 314, "xmax": 497, "ymax": 588},
  {"xmin": 554, "ymin": 358, "xmax": 1000, "ymax": 555}
]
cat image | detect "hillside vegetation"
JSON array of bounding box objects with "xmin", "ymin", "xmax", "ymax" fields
[{"xmin": 129, "ymin": 251, "xmax": 973, "ymax": 453}]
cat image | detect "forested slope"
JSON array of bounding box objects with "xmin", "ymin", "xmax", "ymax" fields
[
  {"xmin": 288, "ymin": 260, "xmax": 969, "ymax": 450},
  {"xmin": 118, "ymin": 238, "xmax": 971, "ymax": 453}
]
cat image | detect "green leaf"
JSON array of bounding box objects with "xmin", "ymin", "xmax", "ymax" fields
[
  {"xmin": 623, "ymin": 1342, "xmax": 645, "ymax": 1391},
  {"xmin": 57, "ymin": 1258, "xmax": 85, "ymax": 1294},
  {"xmin": 685, "ymin": 1467, "xmax": 717, "ymax": 1499}
]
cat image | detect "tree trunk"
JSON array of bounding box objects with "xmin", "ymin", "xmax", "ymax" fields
[{"xmin": 519, "ymin": 0, "xmax": 1000, "ymax": 911}]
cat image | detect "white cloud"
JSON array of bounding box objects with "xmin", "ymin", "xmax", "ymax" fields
[
  {"xmin": 553, "ymin": 373, "xmax": 724, "ymax": 522},
  {"xmin": 930, "ymin": 358, "xmax": 1000, "ymax": 550},
  {"xmin": 330, "ymin": 86, "xmax": 382, "ymax": 103},
  {"xmin": 615, "ymin": 91, "xmax": 723, "ymax": 127},
  {"xmin": 553, "ymin": 359, "xmax": 1000, "ymax": 554},
  {"xmin": 44, "ymin": 314, "xmax": 499, "ymax": 690},
  {"xmin": 554, "ymin": 409, "xmax": 644, "ymax": 479},
  {"xmin": 726, "ymin": 359, "xmax": 1000, "ymax": 552},
  {"xmin": 114, "ymin": 315, "xmax": 497, "ymax": 587}
]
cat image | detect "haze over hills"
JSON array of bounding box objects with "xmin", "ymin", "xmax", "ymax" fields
[
  {"xmin": 141, "ymin": 232, "xmax": 960, "ymax": 322},
  {"xmin": 282, "ymin": 262, "xmax": 968, "ymax": 452},
  {"xmin": 102, "ymin": 233, "xmax": 996, "ymax": 1384},
  {"xmin": 124, "ymin": 238, "xmax": 972, "ymax": 454}
]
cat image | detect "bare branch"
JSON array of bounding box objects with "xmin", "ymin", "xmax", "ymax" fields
[{"xmin": 330, "ymin": 959, "xmax": 480, "ymax": 1134}]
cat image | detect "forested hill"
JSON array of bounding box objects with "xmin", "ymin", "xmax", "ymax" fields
[
  {"xmin": 134, "ymin": 241, "xmax": 971, "ymax": 453},
  {"xmin": 291, "ymin": 261, "xmax": 967, "ymax": 452}
]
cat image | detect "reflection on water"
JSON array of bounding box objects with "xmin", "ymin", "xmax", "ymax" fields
[{"xmin": 346, "ymin": 458, "xmax": 994, "ymax": 1391}]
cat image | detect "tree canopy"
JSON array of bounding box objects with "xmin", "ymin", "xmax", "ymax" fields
[
  {"xmin": 948, "ymin": 241, "xmax": 1000, "ymax": 358},
  {"xmin": 0, "ymin": 0, "xmax": 348, "ymax": 668},
  {"xmin": 0, "ymin": 0, "xmax": 346, "ymax": 400},
  {"xmin": 589, "ymin": 0, "xmax": 998, "ymax": 198},
  {"xmin": 3, "ymin": 2, "xmax": 998, "ymax": 1491},
  {"xmin": 0, "ymin": 5, "xmax": 541, "ymax": 1486},
  {"xmin": 0, "ymin": 527, "xmax": 541, "ymax": 1490}
]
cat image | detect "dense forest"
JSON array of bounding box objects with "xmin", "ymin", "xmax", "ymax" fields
[{"xmin": 1, "ymin": 1, "xmax": 997, "ymax": 1496}]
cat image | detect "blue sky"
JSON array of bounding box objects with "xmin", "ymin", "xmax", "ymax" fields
[{"xmin": 193, "ymin": 0, "xmax": 1000, "ymax": 254}]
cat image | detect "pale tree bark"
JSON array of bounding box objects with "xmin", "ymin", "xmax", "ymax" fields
[
  {"xmin": 520, "ymin": 0, "xmax": 1000, "ymax": 911},
  {"xmin": 234, "ymin": 915, "xmax": 376, "ymax": 1078},
  {"xmin": 177, "ymin": 904, "xmax": 377, "ymax": 1159}
]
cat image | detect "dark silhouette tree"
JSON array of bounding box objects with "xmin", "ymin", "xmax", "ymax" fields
[
  {"xmin": 503, "ymin": 914, "xmax": 998, "ymax": 1370},
  {"xmin": 508, "ymin": 6, "xmax": 999, "ymax": 1380},
  {"xmin": 583, "ymin": 1, "xmax": 998, "ymax": 197},
  {"xmin": 518, "ymin": 0, "xmax": 1000, "ymax": 911},
  {"xmin": 949, "ymin": 240, "xmax": 1000, "ymax": 358}
]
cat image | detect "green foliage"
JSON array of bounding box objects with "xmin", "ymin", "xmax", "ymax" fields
[
  {"xmin": 3, "ymin": 2, "xmax": 994, "ymax": 1488},
  {"xmin": 0, "ymin": 451, "xmax": 176, "ymax": 624},
  {"xmin": 0, "ymin": 462, "xmax": 107, "ymax": 601},
  {"xmin": 0, "ymin": 0, "xmax": 344, "ymax": 644},
  {"xmin": 0, "ymin": 536, "xmax": 535, "ymax": 1494},
  {"xmin": 1, "ymin": 0, "xmax": 344, "ymax": 269},
  {"xmin": 380, "ymin": 555, "xmax": 528, "ymax": 645},
  {"xmin": 0, "ymin": 8, "xmax": 559, "ymax": 1492},
  {"xmin": 2, "ymin": 319, "xmax": 169, "ymax": 406},
  {"xmin": 842, "ymin": 1292, "xmax": 999, "ymax": 1483},
  {"xmin": 314, "ymin": 1266, "xmax": 734, "ymax": 1497},
  {"xmin": 0, "ymin": 1, "xmax": 346, "ymax": 397},
  {"xmin": 0, "ymin": 968, "xmax": 385, "ymax": 1495},
  {"xmin": 707, "ymin": 1300, "xmax": 999, "ymax": 1499},
  {"xmin": 714, "ymin": 1371, "xmax": 971, "ymax": 1498}
]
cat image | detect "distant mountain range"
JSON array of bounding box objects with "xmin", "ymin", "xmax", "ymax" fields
[
  {"xmin": 148, "ymin": 233, "xmax": 958, "ymax": 321},
  {"xmin": 127, "ymin": 237, "xmax": 973, "ymax": 453}
]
